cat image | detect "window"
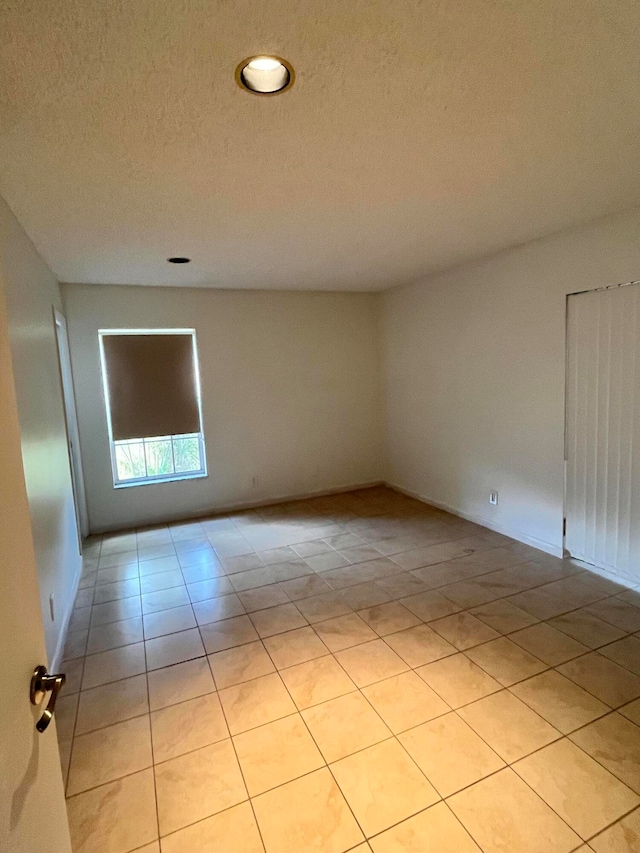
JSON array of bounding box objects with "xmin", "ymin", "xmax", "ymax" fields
[
  {"xmin": 112, "ymin": 433, "xmax": 205, "ymax": 484},
  {"xmin": 99, "ymin": 329, "xmax": 207, "ymax": 487}
]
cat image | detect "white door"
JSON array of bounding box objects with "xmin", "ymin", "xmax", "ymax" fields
[
  {"xmin": 54, "ymin": 308, "xmax": 89, "ymax": 541},
  {"xmin": 0, "ymin": 285, "xmax": 72, "ymax": 850},
  {"xmin": 565, "ymin": 281, "xmax": 640, "ymax": 581}
]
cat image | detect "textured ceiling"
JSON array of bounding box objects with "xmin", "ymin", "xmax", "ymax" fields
[{"xmin": 1, "ymin": 0, "xmax": 640, "ymax": 290}]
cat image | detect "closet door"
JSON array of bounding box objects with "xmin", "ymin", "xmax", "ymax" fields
[{"xmin": 565, "ymin": 282, "xmax": 640, "ymax": 580}]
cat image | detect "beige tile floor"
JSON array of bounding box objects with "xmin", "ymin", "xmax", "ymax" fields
[{"xmin": 57, "ymin": 486, "xmax": 640, "ymax": 853}]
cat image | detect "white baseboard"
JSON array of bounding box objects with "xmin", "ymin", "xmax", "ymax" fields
[
  {"xmin": 197, "ymin": 480, "xmax": 386, "ymax": 518},
  {"xmin": 565, "ymin": 559, "xmax": 638, "ymax": 591},
  {"xmin": 91, "ymin": 480, "xmax": 386, "ymax": 535},
  {"xmin": 385, "ymin": 481, "xmax": 563, "ymax": 558},
  {"xmin": 50, "ymin": 558, "xmax": 83, "ymax": 672}
]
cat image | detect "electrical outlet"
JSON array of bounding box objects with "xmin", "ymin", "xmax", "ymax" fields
[
  {"xmin": 489, "ymin": 491, "xmax": 498, "ymax": 506},
  {"xmin": 49, "ymin": 593, "xmax": 55, "ymax": 621}
]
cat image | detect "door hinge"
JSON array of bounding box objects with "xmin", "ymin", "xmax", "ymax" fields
[{"xmin": 563, "ymin": 517, "xmax": 567, "ymax": 537}]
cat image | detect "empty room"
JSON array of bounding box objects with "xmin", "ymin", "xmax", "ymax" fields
[{"xmin": 1, "ymin": 2, "xmax": 640, "ymax": 852}]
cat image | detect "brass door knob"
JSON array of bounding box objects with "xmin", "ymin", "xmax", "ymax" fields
[{"xmin": 30, "ymin": 665, "xmax": 66, "ymax": 733}]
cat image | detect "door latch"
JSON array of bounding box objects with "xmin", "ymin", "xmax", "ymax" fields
[{"xmin": 30, "ymin": 665, "xmax": 66, "ymax": 733}]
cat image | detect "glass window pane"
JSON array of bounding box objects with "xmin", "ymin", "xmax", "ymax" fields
[
  {"xmin": 144, "ymin": 439, "xmax": 174, "ymax": 477},
  {"xmin": 111, "ymin": 433, "xmax": 205, "ymax": 485},
  {"xmin": 115, "ymin": 442, "xmax": 146, "ymax": 481},
  {"xmin": 173, "ymin": 436, "xmax": 202, "ymax": 473}
]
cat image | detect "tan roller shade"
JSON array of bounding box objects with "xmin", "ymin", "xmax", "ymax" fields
[{"xmin": 101, "ymin": 333, "xmax": 201, "ymax": 441}]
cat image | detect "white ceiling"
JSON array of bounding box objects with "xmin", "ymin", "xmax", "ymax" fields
[{"xmin": 1, "ymin": 0, "xmax": 640, "ymax": 291}]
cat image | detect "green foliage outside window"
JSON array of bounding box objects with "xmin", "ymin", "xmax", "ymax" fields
[{"xmin": 114, "ymin": 434, "xmax": 203, "ymax": 482}]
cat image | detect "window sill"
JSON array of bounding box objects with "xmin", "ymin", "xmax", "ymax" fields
[{"xmin": 113, "ymin": 471, "xmax": 208, "ymax": 489}]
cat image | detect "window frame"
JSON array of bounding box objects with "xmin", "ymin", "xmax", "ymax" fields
[{"xmin": 98, "ymin": 328, "xmax": 208, "ymax": 489}]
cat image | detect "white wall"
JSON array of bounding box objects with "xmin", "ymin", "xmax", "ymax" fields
[
  {"xmin": 383, "ymin": 206, "xmax": 640, "ymax": 556},
  {"xmin": 62, "ymin": 284, "xmax": 384, "ymax": 532},
  {"xmin": 0, "ymin": 195, "xmax": 82, "ymax": 665}
]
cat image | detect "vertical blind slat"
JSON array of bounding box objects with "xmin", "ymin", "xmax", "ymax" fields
[
  {"xmin": 566, "ymin": 284, "xmax": 640, "ymax": 580},
  {"xmin": 627, "ymin": 293, "xmax": 640, "ymax": 573}
]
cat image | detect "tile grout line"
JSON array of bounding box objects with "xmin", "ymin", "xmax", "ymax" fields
[
  {"xmin": 63, "ymin": 613, "xmax": 640, "ymax": 720},
  {"xmin": 65, "ymin": 587, "xmax": 640, "ymax": 717},
  {"xmin": 255, "ymin": 639, "xmax": 371, "ymax": 847},
  {"xmin": 138, "ymin": 525, "xmax": 162, "ymax": 853},
  {"xmin": 66, "ymin": 498, "xmax": 640, "ymax": 851},
  {"xmin": 201, "ymin": 637, "xmax": 269, "ymax": 853}
]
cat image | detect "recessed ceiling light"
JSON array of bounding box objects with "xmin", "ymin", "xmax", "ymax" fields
[
  {"xmin": 236, "ymin": 55, "xmax": 294, "ymax": 95},
  {"xmin": 167, "ymin": 257, "xmax": 191, "ymax": 264}
]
